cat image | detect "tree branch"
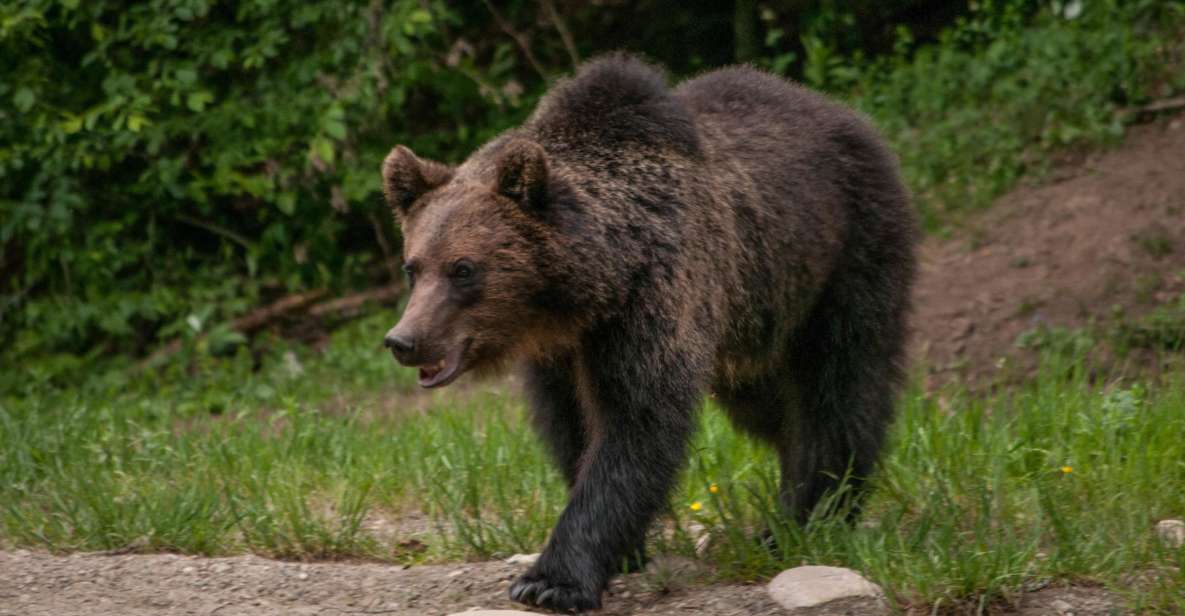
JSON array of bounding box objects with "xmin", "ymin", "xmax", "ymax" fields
[
  {"xmin": 481, "ymin": 0, "xmax": 549, "ymax": 81},
  {"xmin": 368, "ymin": 211, "xmax": 402, "ymax": 284},
  {"xmin": 174, "ymin": 213, "xmax": 254, "ymax": 250},
  {"xmin": 541, "ymin": 0, "xmax": 580, "ymax": 70}
]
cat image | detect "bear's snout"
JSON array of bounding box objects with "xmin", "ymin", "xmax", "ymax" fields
[{"xmin": 383, "ymin": 332, "xmax": 416, "ymax": 363}]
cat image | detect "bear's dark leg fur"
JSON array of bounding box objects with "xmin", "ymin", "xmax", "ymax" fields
[
  {"xmin": 523, "ymin": 355, "xmax": 652, "ymax": 574},
  {"xmin": 523, "ymin": 355, "xmax": 586, "ymax": 490},
  {"xmin": 779, "ymin": 248, "xmax": 910, "ymax": 523},
  {"xmin": 510, "ymin": 322, "xmax": 702, "ymax": 611}
]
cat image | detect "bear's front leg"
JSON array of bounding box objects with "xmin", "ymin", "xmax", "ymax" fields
[{"xmin": 509, "ymin": 333, "xmax": 701, "ymax": 612}]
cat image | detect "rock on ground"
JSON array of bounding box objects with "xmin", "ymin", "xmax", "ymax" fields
[
  {"xmin": 504, "ymin": 553, "xmax": 539, "ymax": 566},
  {"xmin": 1155, "ymin": 519, "xmax": 1184, "ymax": 548},
  {"xmin": 767, "ymin": 566, "xmax": 885, "ymax": 614}
]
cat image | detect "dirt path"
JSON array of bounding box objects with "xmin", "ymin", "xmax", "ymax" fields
[
  {"xmin": 0, "ymin": 550, "xmax": 1124, "ymax": 616},
  {"xmin": 0, "ymin": 550, "xmax": 787, "ymax": 616}
]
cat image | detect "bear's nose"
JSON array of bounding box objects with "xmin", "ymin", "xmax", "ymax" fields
[{"xmin": 384, "ymin": 334, "xmax": 416, "ymax": 360}]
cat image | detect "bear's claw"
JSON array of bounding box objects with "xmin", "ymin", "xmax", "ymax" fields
[{"xmin": 509, "ymin": 571, "xmax": 601, "ymax": 612}]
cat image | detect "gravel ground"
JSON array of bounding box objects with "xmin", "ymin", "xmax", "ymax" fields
[
  {"xmin": 0, "ymin": 550, "xmax": 1127, "ymax": 615},
  {"xmin": 0, "ymin": 550, "xmax": 786, "ymax": 616}
]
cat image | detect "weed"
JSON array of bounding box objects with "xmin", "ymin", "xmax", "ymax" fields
[
  {"xmin": 1132, "ymin": 224, "xmax": 1175, "ymax": 259},
  {"xmin": 1112, "ymin": 293, "xmax": 1185, "ymax": 353}
]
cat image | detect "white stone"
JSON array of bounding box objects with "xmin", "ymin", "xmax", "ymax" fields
[
  {"xmin": 505, "ymin": 553, "xmax": 540, "ymax": 566},
  {"xmin": 1156, "ymin": 519, "xmax": 1185, "ymax": 548},
  {"xmin": 767, "ymin": 565, "xmax": 884, "ymax": 611},
  {"xmin": 687, "ymin": 522, "xmax": 711, "ymax": 556},
  {"xmin": 1051, "ymin": 598, "xmax": 1075, "ymax": 615}
]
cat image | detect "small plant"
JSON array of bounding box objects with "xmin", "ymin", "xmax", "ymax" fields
[
  {"xmin": 1132, "ymin": 224, "xmax": 1175, "ymax": 259},
  {"xmin": 1111, "ymin": 293, "xmax": 1185, "ymax": 353}
]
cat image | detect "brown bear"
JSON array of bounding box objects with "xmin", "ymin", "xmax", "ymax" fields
[{"xmin": 380, "ymin": 53, "xmax": 916, "ymax": 612}]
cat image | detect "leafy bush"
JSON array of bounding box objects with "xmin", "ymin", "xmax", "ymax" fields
[
  {"xmin": 1, "ymin": 0, "xmax": 535, "ymax": 362},
  {"xmin": 836, "ymin": 0, "xmax": 1185, "ymax": 228}
]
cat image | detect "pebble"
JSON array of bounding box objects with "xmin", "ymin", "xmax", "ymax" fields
[
  {"xmin": 1051, "ymin": 598, "xmax": 1075, "ymax": 615},
  {"xmin": 1155, "ymin": 519, "xmax": 1184, "ymax": 548},
  {"xmin": 687, "ymin": 522, "xmax": 711, "ymax": 556},
  {"xmin": 504, "ymin": 553, "xmax": 540, "ymax": 566},
  {"xmin": 767, "ymin": 565, "xmax": 885, "ymax": 612}
]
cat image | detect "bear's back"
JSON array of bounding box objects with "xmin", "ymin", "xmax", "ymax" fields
[{"xmin": 524, "ymin": 54, "xmax": 701, "ymax": 162}]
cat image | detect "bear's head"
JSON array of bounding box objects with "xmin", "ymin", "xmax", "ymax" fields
[{"xmin": 380, "ymin": 139, "xmax": 568, "ymax": 388}]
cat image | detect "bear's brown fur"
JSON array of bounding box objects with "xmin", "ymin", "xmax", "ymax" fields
[{"xmin": 381, "ymin": 53, "xmax": 916, "ymax": 612}]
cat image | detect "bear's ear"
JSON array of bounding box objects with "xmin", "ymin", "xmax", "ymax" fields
[
  {"xmin": 495, "ymin": 139, "xmax": 549, "ymax": 211},
  {"xmin": 381, "ymin": 145, "xmax": 452, "ymax": 218}
]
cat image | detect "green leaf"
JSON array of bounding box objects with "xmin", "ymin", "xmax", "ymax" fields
[
  {"xmin": 325, "ymin": 119, "xmax": 346, "ymax": 140},
  {"xmin": 127, "ymin": 114, "xmax": 149, "ymax": 133},
  {"xmin": 13, "ymin": 87, "xmax": 34, "ymax": 112},
  {"xmin": 186, "ymin": 91, "xmax": 214, "ymax": 112},
  {"xmin": 61, "ymin": 115, "xmax": 84, "ymax": 134},
  {"xmin": 311, "ymin": 137, "xmax": 335, "ymax": 167},
  {"xmin": 276, "ymin": 192, "xmax": 296, "ymax": 216}
]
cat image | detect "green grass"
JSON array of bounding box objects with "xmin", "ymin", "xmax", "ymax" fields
[{"xmin": 2, "ymin": 314, "xmax": 1184, "ymax": 612}]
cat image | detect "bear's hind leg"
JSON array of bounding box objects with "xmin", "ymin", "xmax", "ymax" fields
[{"xmin": 780, "ymin": 276, "xmax": 908, "ymax": 524}]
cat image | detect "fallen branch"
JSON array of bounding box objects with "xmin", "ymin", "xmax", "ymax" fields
[
  {"xmin": 234, "ymin": 289, "xmax": 329, "ymax": 333},
  {"xmin": 308, "ymin": 283, "xmax": 404, "ymax": 319},
  {"xmin": 1119, "ymin": 96, "xmax": 1185, "ymax": 117},
  {"xmin": 139, "ymin": 288, "xmax": 328, "ymax": 370}
]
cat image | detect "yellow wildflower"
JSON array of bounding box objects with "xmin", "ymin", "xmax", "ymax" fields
[
  {"xmin": 689, "ymin": 501, "xmax": 703, "ymax": 512},
  {"xmin": 709, "ymin": 484, "xmax": 719, "ymax": 494},
  {"xmin": 1060, "ymin": 465, "xmax": 1073, "ymax": 474}
]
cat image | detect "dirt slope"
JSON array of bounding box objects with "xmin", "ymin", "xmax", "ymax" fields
[{"xmin": 913, "ymin": 116, "xmax": 1185, "ymax": 385}]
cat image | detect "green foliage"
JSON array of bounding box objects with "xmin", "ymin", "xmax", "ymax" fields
[
  {"xmin": 833, "ymin": 0, "xmax": 1184, "ymax": 228},
  {"xmin": 1112, "ymin": 291, "xmax": 1185, "ymax": 354},
  {"xmin": 1, "ymin": 0, "xmax": 534, "ymax": 363}
]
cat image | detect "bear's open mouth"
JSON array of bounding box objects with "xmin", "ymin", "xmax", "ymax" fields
[{"xmin": 417, "ymin": 339, "xmax": 471, "ymax": 388}]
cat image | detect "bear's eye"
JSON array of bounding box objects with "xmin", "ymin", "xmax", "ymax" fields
[
  {"xmin": 401, "ymin": 262, "xmax": 417, "ymax": 287},
  {"xmin": 450, "ymin": 260, "xmax": 476, "ymax": 282}
]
